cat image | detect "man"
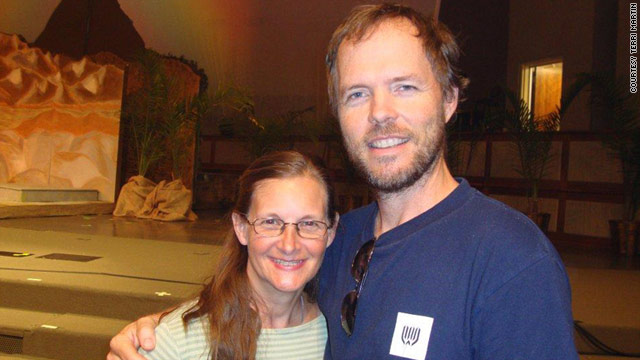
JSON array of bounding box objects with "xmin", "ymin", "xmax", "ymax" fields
[{"xmin": 109, "ymin": 4, "xmax": 578, "ymax": 359}]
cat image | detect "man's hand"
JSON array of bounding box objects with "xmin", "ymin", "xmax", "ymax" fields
[{"xmin": 107, "ymin": 313, "xmax": 161, "ymax": 360}]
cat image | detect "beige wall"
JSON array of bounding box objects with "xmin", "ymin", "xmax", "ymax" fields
[
  {"xmin": 0, "ymin": 0, "xmax": 438, "ymax": 130},
  {"xmin": 507, "ymin": 0, "xmax": 596, "ymax": 131}
]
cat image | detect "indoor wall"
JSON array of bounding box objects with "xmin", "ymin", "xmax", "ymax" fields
[
  {"xmin": 506, "ymin": 0, "xmax": 598, "ymax": 131},
  {"xmin": 0, "ymin": 0, "xmax": 438, "ymax": 129}
]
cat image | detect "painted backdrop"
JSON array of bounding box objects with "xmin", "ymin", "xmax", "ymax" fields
[{"xmin": 0, "ymin": 33, "xmax": 123, "ymax": 201}]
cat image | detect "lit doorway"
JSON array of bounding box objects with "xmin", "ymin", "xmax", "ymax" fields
[{"xmin": 521, "ymin": 60, "xmax": 563, "ymax": 127}]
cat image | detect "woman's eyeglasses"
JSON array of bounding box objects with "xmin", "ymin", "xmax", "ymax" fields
[
  {"xmin": 241, "ymin": 214, "xmax": 329, "ymax": 239},
  {"xmin": 341, "ymin": 237, "xmax": 376, "ymax": 336}
]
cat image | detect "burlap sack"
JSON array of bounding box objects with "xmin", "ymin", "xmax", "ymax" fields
[
  {"xmin": 136, "ymin": 179, "xmax": 198, "ymax": 221},
  {"xmin": 113, "ymin": 175, "xmax": 157, "ymax": 217}
]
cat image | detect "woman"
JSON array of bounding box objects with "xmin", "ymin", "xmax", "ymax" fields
[{"xmin": 139, "ymin": 151, "xmax": 338, "ymax": 360}]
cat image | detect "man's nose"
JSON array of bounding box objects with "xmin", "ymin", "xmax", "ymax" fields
[{"xmin": 369, "ymin": 90, "xmax": 398, "ymax": 125}]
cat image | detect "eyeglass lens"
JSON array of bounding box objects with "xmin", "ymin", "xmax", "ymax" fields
[
  {"xmin": 351, "ymin": 238, "xmax": 375, "ymax": 281},
  {"xmin": 251, "ymin": 218, "xmax": 328, "ymax": 238},
  {"xmin": 341, "ymin": 237, "xmax": 376, "ymax": 336}
]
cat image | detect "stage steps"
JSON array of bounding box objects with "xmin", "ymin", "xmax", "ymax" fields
[
  {"xmin": 0, "ymin": 272, "xmax": 197, "ymax": 321},
  {"xmin": 0, "ymin": 307, "xmax": 129, "ymax": 360},
  {"xmin": 0, "ymin": 227, "xmax": 220, "ymax": 359},
  {"xmin": 0, "ymin": 277, "xmax": 199, "ymax": 360},
  {"xmin": 0, "ymin": 185, "xmax": 98, "ymax": 203}
]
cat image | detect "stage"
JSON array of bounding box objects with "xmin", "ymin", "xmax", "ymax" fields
[
  {"xmin": 0, "ymin": 212, "xmax": 638, "ymax": 359},
  {"xmin": 0, "ymin": 212, "xmax": 226, "ymax": 359}
]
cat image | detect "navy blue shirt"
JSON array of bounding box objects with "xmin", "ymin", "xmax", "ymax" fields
[{"xmin": 318, "ymin": 179, "xmax": 578, "ymax": 359}]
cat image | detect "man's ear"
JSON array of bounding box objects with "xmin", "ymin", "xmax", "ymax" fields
[
  {"xmin": 326, "ymin": 212, "xmax": 340, "ymax": 248},
  {"xmin": 443, "ymin": 87, "xmax": 459, "ymax": 124},
  {"xmin": 232, "ymin": 212, "xmax": 249, "ymax": 246}
]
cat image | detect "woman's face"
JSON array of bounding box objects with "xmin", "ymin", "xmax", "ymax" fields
[{"xmin": 232, "ymin": 175, "xmax": 336, "ymax": 300}]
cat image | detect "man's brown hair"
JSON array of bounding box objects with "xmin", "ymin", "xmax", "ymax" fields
[{"xmin": 325, "ymin": 3, "xmax": 469, "ymax": 114}]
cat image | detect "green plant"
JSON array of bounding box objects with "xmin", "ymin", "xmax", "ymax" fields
[
  {"xmin": 581, "ymin": 73, "xmax": 640, "ymax": 221},
  {"xmin": 125, "ymin": 49, "xmax": 209, "ymax": 181},
  {"xmin": 210, "ymin": 85, "xmax": 254, "ymax": 137},
  {"xmin": 503, "ymin": 91, "xmax": 558, "ymax": 211},
  {"xmin": 501, "ymin": 79, "xmax": 584, "ymax": 215},
  {"xmin": 446, "ymin": 88, "xmax": 505, "ymax": 177},
  {"xmin": 124, "ymin": 50, "xmax": 171, "ymax": 177},
  {"xmin": 445, "ymin": 112, "xmax": 490, "ymax": 177},
  {"xmin": 165, "ymin": 94, "xmax": 209, "ymax": 180},
  {"xmin": 243, "ymin": 106, "xmax": 317, "ymax": 160}
]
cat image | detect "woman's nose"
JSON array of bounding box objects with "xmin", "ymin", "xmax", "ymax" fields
[{"xmin": 277, "ymin": 224, "xmax": 299, "ymax": 253}]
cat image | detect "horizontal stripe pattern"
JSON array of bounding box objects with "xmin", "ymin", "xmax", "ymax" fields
[{"xmin": 140, "ymin": 301, "xmax": 327, "ymax": 360}]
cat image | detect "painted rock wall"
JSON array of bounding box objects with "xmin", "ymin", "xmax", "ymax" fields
[{"xmin": 0, "ymin": 33, "xmax": 123, "ymax": 201}]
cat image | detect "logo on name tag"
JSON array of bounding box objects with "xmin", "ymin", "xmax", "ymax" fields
[{"xmin": 389, "ymin": 312, "xmax": 433, "ymax": 360}]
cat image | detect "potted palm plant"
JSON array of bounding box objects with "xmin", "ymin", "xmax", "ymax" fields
[
  {"xmin": 503, "ymin": 91, "xmax": 558, "ymax": 231},
  {"xmin": 580, "ymin": 73, "xmax": 640, "ymax": 255},
  {"xmin": 501, "ymin": 79, "xmax": 585, "ymax": 231},
  {"xmin": 114, "ymin": 50, "xmax": 167, "ymax": 216},
  {"xmin": 136, "ymin": 94, "xmax": 204, "ymax": 222},
  {"xmin": 115, "ymin": 49, "xmax": 205, "ymax": 221}
]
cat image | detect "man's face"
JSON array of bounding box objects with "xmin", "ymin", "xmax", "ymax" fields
[{"xmin": 336, "ymin": 19, "xmax": 458, "ymax": 193}]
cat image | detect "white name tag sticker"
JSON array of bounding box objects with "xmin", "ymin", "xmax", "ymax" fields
[{"xmin": 389, "ymin": 312, "xmax": 433, "ymax": 360}]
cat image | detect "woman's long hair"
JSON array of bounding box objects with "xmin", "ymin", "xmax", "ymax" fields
[{"xmin": 181, "ymin": 150, "xmax": 336, "ymax": 360}]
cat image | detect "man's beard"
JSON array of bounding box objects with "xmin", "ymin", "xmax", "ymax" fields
[{"xmin": 343, "ymin": 108, "xmax": 446, "ymax": 194}]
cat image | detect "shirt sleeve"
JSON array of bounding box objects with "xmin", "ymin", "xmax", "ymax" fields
[
  {"xmin": 472, "ymin": 255, "xmax": 578, "ymax": 360},
  {"xmin": 138, "ymin": 322, "xmax": 182, "ymax": 360}
]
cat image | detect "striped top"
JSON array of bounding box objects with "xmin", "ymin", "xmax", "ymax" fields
[{"xmin": 139, "ymin": 302, "xmax": 327, "ymax": 360}]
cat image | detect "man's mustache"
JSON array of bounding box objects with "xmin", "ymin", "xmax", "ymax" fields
[{"xmin": 363, "ymin": 124, "xmax": 412, "ymax": 143}]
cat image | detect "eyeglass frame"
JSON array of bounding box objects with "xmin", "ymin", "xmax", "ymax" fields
[{"xmin": 238, "ymin": 213, "xmax": 331, "ymax": 239}]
